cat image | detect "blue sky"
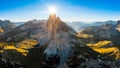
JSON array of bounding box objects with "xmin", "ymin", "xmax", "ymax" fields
[{"xmin": 0, "ymin": 0, "xmax": 120, "ymax": 22}]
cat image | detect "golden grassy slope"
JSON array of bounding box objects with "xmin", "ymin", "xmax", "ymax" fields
[
  {"xmin": 0, "ymin": 39, "xmax": 38, "ymax": 56},
  {"xmin": 17, "ymin": 39, "xmax": 38, "ymax": 49},
  {"xmin": 87, "ymin": 40, "xmax": 112, "ymax": 48},
  {"xmin": 3, "ymin": 45, "xmax": 28, "ymax": 56},
  {"xmin": 87, "ymin": 41, "xmax": 120, "ymax": 59}
]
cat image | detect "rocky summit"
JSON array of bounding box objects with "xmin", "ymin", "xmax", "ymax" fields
[{"xmin": 38, "ymin": 14, "xmax": 77, "ymax": 68}]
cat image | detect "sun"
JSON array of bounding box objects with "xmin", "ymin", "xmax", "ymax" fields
[{"xmin": 48, "ymin": 6, "xmax": 57, "ymax": 14}]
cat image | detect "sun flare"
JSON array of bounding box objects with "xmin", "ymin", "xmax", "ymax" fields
[{"xmin": 48, "ymin": 6, "xmax": 57, "ymax": 14}]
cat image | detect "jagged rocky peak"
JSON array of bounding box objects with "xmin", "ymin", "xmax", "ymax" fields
[
  {"xmin": 38, "ymin": 14, "xmax": 77, "ymax": 67},
  {"xmin": 48, "ymin": 14, "xmax": 61, "ymax": 22},
  {"xmin": 47, "ymin": 14, "xmax": 76, "ymax": 33},
  {"xmin": 47, "ymin": 14, "xmax": 57, "ymax": 32}
]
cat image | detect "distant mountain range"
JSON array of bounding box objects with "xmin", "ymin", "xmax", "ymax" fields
[
  {"xmin": 66, "ymin": 20, "xmax": 117, "ymax": 31},
  {"xmin": 0, "ymin": 19, "xmax": 116, "ymax": 32},
  {"xmin": 82, "ymin": 20, "xmax": 120, "ymax": 45}
]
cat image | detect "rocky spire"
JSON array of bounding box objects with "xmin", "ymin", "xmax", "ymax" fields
[{"xmin": 38, "ymin": 14, "xmax": 77, "ymax": 68}]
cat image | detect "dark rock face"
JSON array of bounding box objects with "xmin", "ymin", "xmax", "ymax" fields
[
  {"xmin": 24, "ymin": 47, "xmax": 47, "ymax": 68},
  {"xmin": 0, "ymin": 56, "xmax": 6, "ymax": 68},
  {"xmin": 0, "ymin": 52, "xmax": 25, "ymax": 68}
]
